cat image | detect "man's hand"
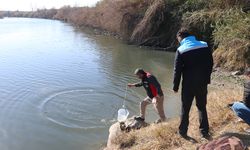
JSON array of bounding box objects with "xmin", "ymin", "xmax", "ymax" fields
[{"xmin": 127, "ymin": 83, "xmax": 135, "ymax": 88}]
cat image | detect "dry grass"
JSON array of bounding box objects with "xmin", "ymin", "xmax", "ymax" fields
[
  {"xmin": 130, "ymin": 0, "xmax": 166, "ymax": 44},
  {"xmin": 54, "ymin": 0, "xmax": 150, "ymax": 35},
  {"xmin": 212, "ymin": 9, "xmax": 250, "ymax": 70},
  {"xmin": 113, "ymin": 87, "xmax": 250, "ymax": 150},
  {"xmin": 213, "ymin": 39, "xmax": 250, "ymax": 71}
]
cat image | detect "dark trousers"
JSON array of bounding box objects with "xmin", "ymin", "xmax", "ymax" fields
[{"xmin": 179, "ymin": 85, "xmax": 209, "ymax": 135}]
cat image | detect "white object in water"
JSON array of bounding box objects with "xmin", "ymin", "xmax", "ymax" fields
[{"xmin": 117, "ymin": 105, "xmax": 129, "ymax": 122}]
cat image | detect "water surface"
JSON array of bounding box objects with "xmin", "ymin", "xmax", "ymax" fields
[{"xmin": 0, "ymin": 18, "xmax": 180, "ymax": 150}]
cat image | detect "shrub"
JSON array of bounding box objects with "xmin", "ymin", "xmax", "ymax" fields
[
  {"xmin": 182, "ymin": 10, "xmax": 218, "ymax": 44},
  {"xmin": 180, "ymin": 0, "xmax": 207, "ymax": 12},
  {"xmin": 213, "ymin": 9, "xmax": 250, "ymax": 46},
  {"xmin": 207, "ymin": 0, "xmax": 248, "ymax": 9},
  {"xmin": 212, "ymin": 8, "xmax": 250, "ymax": 70}
]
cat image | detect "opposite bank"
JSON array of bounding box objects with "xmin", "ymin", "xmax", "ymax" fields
[{"xmin": 2, "ymin": 0, "xmax": 250, "ymax": 71}]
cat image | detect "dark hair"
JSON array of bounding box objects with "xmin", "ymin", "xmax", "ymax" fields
[
  {"xmin": 134, "ymin": 68, "xmax": 146, "ymax": 75},
  {"xmin": 176, "ymin": 28, "xmax": 191, "ymax": 39}
]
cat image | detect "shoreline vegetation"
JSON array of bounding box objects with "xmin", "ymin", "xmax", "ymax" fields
[{"xmin": 1, "ymin": 0, "xmax": 249, "ymax": 72}]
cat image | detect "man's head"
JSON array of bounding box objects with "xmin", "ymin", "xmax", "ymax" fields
[
  {"xmin": 176, "ymin": 28, "xmax": 191, "ymax": 43},
  {"xmin": 134, "ymin": 68, "xmax": 146, "ymax": 79},
  {"xmin": 244, "ymin": 68, "xmax": 250, "ymax": 78}
]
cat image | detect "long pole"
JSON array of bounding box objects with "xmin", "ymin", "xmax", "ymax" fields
[{"xmin": 123, "ymin": 84, "xmax": 128, "ymax": 108}]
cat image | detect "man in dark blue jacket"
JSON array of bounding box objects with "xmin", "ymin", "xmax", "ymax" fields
[{"xmin": 173, "ymin": 28, "xmax": 213, "ymax": 138}]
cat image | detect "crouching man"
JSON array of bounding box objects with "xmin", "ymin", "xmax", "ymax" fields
[
  {"xmin": 128, "ymin": 68, "xmax": 166, "ymax": 123},
  {"xmin": 230, "ymin": 68, "xmax": 250, "ymax": 133}
]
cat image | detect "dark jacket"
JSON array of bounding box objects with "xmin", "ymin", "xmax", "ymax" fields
[
  {"xmin": 135, "ymin": 72, "xmax": 163, "ymax": 99},
  {"xmin": 243, "ymin": 80, "xmax": 250, "ymax": 108},
  {"xmin": 173, "ymin": 36, "xmax": 213, "ymax": 91}
]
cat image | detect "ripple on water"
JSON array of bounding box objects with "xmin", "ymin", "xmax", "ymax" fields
[{"xmin": 40, "ymin": 89, "xmax": 122, "ymax": 129}]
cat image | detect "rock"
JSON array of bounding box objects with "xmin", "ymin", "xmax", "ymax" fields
[
  {"xmin": 105, "ymin": 122, "xmax": 121, "ymax": 150},
  {"xmin": 231, "ymin": 71, "xmax": 243, "ymax": 76},
  {"xmin": 105, "ymin": 116, "xmax": 148, "ymax": 150},
  {"xmin": 198, "ymin": 136, "xmax": 246, "ymax": 150},
  {"xmin": 119, "ymin": 117, "xmax": 148, "ymax": 132}
]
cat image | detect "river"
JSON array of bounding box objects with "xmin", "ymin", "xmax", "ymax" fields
[{"xmin": 0, "ymin": 18, "xmax": 180, "ymax": 150}]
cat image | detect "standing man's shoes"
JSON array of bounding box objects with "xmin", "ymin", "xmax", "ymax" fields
[
  {"xmin": 201, "ymin": 133, "xmax": 212, "ymax": 140},
  {"xmin": 178, "ymin": 131, "xmax": 188, "ymax": 139},
  {"xmin": 177, "ymin": 131, "xmax": 198, "ymax": 143}
]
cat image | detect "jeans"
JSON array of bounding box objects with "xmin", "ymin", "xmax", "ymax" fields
[
  {"xmin": 179, "ymin": 85, "xmax": 209, "ymax": 135},
  {"xmin": 232, "ymin": 102, "xmax": 250, "ymax": 125}
]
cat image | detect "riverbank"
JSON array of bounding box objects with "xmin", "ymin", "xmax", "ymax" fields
[
  {"xmin": 0, "ymin": 12, "xmax": 3, "ymax": 18},
  {"xmin": 2, "ymin": 0, "xmax": 250, "ymax": 71},
  {"xmin": 105, "ymin": 72, "xmax": 250, "ymax": 150}
]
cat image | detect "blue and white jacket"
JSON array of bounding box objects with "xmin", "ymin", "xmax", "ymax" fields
[{"xmin": 173, "ymin": 36, "xmax": 213, "ymax": 91}]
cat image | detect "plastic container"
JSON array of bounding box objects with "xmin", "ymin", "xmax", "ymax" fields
[{"xmin": 117, "ymin": 106, "xmax": 129, "ymax": 122}]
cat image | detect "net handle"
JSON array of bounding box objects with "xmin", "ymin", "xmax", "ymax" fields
[{"xmin": 123, "ymin": 84, "xmax": 128, "ymax": 108}]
